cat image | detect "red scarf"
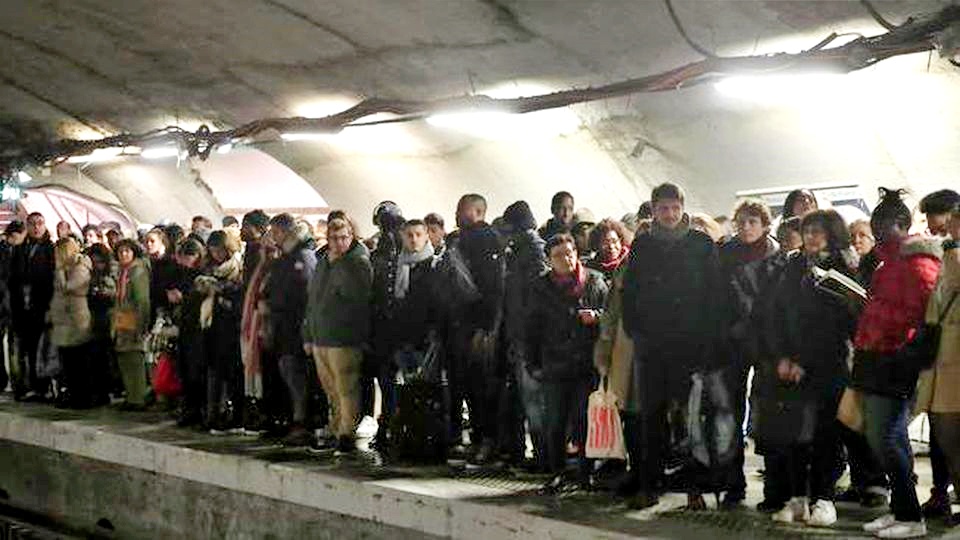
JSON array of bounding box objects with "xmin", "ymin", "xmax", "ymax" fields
[
  {"xmin": 551, "ymin": 260, "xmax": 587, "ymax": 298},
  {"xmin": 597, "ymin": 245, "xmax": 629, "ymax": 274}
]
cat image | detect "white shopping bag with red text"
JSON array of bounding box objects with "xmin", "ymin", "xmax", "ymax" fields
[{"xmin": 585, "ymin": 377, "xmax": 626, "ymax": 460}]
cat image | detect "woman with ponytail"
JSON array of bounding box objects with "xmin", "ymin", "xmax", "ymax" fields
[{"xmin": 854, "ymin": 188, "xmax": 943, "ymax": 539}]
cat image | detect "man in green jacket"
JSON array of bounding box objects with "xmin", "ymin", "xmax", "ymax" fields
[{"xmin": 303, "ymin": 216, "xmax": 373, "ymax": 455}]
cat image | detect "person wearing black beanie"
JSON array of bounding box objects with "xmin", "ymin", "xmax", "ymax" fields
[{"xmin": 501, "ymin": 200, "xmax": 550, "ymax": 467}]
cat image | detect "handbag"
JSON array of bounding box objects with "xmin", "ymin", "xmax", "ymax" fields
[
  {"xmin": 836, "ymin": 387, "xmax": 865, "ymax": 433},
  {"xmin": 897, "ymin": 291, "xmax": 959, "ymax": 372},
  {"xmin": 151, "ymin": 352, "xmax": 182, "ymax": 398},
  {"xmin": 113, "ymin": 308, "xmax": 139, "ymax": 333},
  {"xmin": 585, "ymin": 377, "xmax": 626, "ymax": 460}
]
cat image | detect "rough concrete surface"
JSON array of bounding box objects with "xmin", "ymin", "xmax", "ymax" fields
[{"xmin": 0, "ymin": 399, "xmax": 958, "ymax": 539}]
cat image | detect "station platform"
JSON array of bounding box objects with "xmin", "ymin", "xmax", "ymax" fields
[{"xmin": 0, "ymin": 398, "xmax": 956, "ymax": 539}]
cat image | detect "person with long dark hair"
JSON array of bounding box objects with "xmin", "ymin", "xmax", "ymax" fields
[
  {"xmin": 854, "ymin": 189, "xmax": 942, "ymax": 539},
  {"xmin": 760, "ymin": 210, "xmax": 858, "ymax": 527},
  {"xmin": 782, "ymin": 190, "xmax": 819, "ymax": 220}
]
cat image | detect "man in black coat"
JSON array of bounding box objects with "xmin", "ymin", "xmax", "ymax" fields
[
  {"xmin": 9, "ymin": 213, "xmax": 55, "ymax": 399},
  {"xmin": 448, "ymin": 194, "xmax": 505, "ymax": 464},
  {"xmin": 621, "ymin": 183, "xmax": 724, "ymax": 510},
  {"xmin": 0, "ymin": 221, "xmax": 26, "ymax": 392},
  {"xmin": 500, "ymin": 201, "xmax": 549, "ymax": 466},
  {"xmin": 266, "ymin": 214, "xmax": 317, "ymax": 445}
]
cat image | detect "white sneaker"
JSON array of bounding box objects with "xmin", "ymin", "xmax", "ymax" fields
[
  {"xmin": 863, "ymin": 514, "xmax": 897, "ymax": 533},
  {"xmin": 772, "ymin": 497, "xmax": 809, "ymax": 523},
  {"xmin": 875, "ymin": 521, "xmax": 926, "ymax": 539},
  {"xmin": 807, "ymin": 500, "xmax": 837, "ymax": 527}
]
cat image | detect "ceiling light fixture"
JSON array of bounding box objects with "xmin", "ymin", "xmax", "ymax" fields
[
  {"xmin": 280, "ymin": 132, "xmax": 335, "ymax": 142},
  {"xmin": 141, "ymin": 146, "xmax": 181, "ymax": 159},
  {"xmin": 65, "ymin": 147, "xmax": 124, "ymax": 164}
]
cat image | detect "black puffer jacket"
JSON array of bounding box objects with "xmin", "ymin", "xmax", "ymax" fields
[
  {"xmin": 720, "ymin": 236, "xmax": 780, "ymax": 363},
  {"xmin": 524, "ymin": 269, "xmax": 608, "ymax": 382},
  {"xmin": 452, "ymin": 222, "xmax": 505, "ymax": 332},
  {"xmin": 622, "ymin": 225, "xmax": 723, "ymax": 366},
  {"xmin": 503, "ymin": 229, "xmax": 548, "ymax": 344},
  {"xmin": 389, "ymin": 258, "xmax": 439, "ymax": 349},
  {"xmin": 265, "ymin": 239, "xmax": 316, "ymax": 356},
  {"xmin": 763, "ymin": 252, "xmax": 858, "ymax": 394}
]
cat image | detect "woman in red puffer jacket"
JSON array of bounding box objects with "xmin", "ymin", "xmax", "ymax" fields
[{"xmin": 853, "ymin": 189, "xmax": 942, "ymax": 539}]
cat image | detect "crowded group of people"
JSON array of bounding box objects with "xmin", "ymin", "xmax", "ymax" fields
[{"xmin": 1, "ymin": 182, "xmax": 958, "ymax": 539}]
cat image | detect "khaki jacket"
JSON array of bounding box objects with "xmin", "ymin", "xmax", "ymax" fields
[
  {"xmin": 917, "ymin": 246, "xmax": 960, "ymax": 414},
  {"xmin": 593, "ymin": 269, "xmax": 635, "ymax": 411}
]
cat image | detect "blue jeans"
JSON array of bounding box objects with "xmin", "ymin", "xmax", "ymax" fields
[{"xmin": 863, "ymin": 394, "xmax": 921, "ymax": 522}]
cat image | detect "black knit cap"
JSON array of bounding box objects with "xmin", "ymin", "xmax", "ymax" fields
[
  {"xmin": 242, "ymin": 209, "xmax": 270, "ymax": 230},
  {"xmin": 503, "ymin": 201, "xmax": 537, "ymax": 231}
]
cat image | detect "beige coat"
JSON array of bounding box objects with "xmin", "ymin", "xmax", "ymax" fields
[
  {"xmin": 593, "ymin": 270, "xmax": 635, "ymax": 410},
  {"xmin": 48, "ymin": 254, "xmax": 93, "ymax": 348},
  {"xmin": 917, "ymin": 246, "xmax": 960, "ymax": 414}
]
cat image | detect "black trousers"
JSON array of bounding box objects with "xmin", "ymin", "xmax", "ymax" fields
[
  {"xmin": 725, "ymin": 356, "xmax": 751, "ymax": 497},
  {"xmin": 542, "ymin": 377, "xmax": 590, "ymax": 474},
  {"xmin": 177, "ymin": 329, "xmax": 207, "ymax": 417},
  {"xmin": 451, "ymin": 327, "xmax": 502, "ymax": 446},
  {"xmin": 59, "ymin": 343, "xmax": 93, "ymax": 405},
  {"xmin": 206, "ymin": 338, "xmax": 243, "ymax": 424},
  {"xmin": 930, "ymin": 413, "xmax": 960, "ymax": 498},
  {"xmin": 929, "ymin": 430, "xmax": 952, "ymax": 495},
  {"xmin": 628, "ymin": 348, "xmax": 694, "ymax": 493},
  {"xmin": 14, "ymin": 323, "xmax": 47, "ymax": 394}
]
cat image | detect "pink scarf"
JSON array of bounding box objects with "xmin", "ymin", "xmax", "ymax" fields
[{"xmin": 551, "ymin": 260, "xmax": 587, "ymax": 299}]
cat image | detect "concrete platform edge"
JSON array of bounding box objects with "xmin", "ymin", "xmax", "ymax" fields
[{"xmin": 0, "ymin": 411, "xmax": 635, "ymax": 539}]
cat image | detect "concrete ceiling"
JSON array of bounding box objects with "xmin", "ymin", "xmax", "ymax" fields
[{"xmin": 1, "ymin": 0, "xmax": 958, "ymax": 226}]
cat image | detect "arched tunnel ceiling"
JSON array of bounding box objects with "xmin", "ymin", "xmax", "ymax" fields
[{"xmin": 1, "ymin": 0, "xmax": 958, "ymax": 224}]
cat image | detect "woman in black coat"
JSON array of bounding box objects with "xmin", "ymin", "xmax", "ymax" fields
[
  {"xmin": 760, "ymin": 210, "xmax": 858, "ymax": 527},
  {"xmin": 525, "ymin": 233, "xmax": 608, "ymax": 494}
]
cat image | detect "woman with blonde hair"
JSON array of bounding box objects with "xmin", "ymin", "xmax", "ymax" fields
[
  {"xmin": 690, "ymin": 213, "xmax": 726, "ymax": 244},
  {"xmin": 49, "ymin": 237, "xmax": 94, "ymax": 408}
]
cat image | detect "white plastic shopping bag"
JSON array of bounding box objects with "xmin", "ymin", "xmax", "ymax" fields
[{"xmin": 585, "ymin": 377, "xmax": 626, "ymax": 460}]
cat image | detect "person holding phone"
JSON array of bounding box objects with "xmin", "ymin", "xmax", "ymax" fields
[{"xmin": 524, "ymin": 233, "xmax": 608, "ymax": 494}]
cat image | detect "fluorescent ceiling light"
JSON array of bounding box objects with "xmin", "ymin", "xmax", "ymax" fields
[
  {"xmin": 426, "ymin": 111, "xmax": 514, "ymax": 129},
  {"xmin": 141, "ymin": 146, "xmax": 181, "ymax": 159},
  {"xmin": 426, "ymin": 108, "xmax": 580, "ymax": 140},
  {"xmin": 16, "ymin": 171, "xmax": 31, "ymax": 183},
  {"xmin": 65, "ymin": 147, "xmax": 124, "ymax": 164},
  {"xmin": 281, "ymin": 132, "xmax": 335, "ymax": 142},
  {"xmin": 1, "ymin": 185, "xmax": 21, "ymax": 200},
  {"xmin": 714, "ymin": 74, "xmax": 848, "ymax": 102}
]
